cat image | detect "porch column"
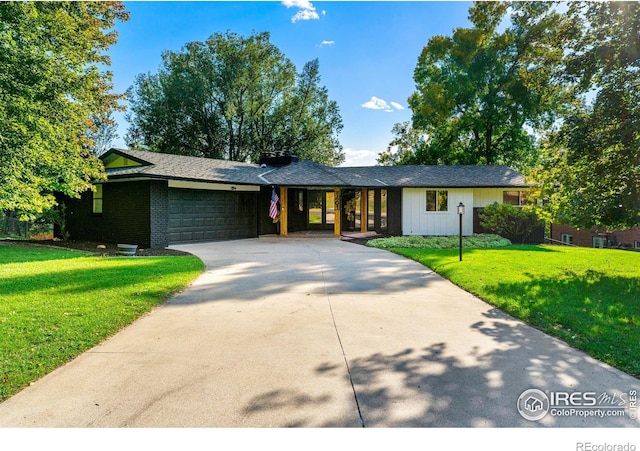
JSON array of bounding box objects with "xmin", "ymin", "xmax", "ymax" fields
[
  {"xmin": 360, "ymin": 188, "xmax": 368, "ymax": 233},
  {"xmin": 280, "ymin": 187, "xmax": 288, "ymax": 237},
  {"xmin": 333, "ymin": 187, "xmax": 341, "ymax": 237}
]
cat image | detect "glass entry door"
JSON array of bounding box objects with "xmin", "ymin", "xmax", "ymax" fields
[{"xmin": 308, "ymin": 190, "xmax": 335, "ymax": 229}]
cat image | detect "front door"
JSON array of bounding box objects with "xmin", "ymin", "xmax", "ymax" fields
[{"xmin": 307, "ymin": 190, "xmax": 335, "ymax": 230}]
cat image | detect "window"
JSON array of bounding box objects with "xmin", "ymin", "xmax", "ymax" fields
[
  {"xmin": 380, "ymin": 190, "xmax": 387, "ymax": 230},
  {"xmin": 298, "ymin": 191, "xmax": 304, "ymax": 212},
  {"xmin": 368, "ymin": 189, "xmax": 375, "ymax": 230},
  {"xmin": 635, "ymin": 241, "xmax": 640, "ymax": 250},
  {"xmin": 325, "ymin": 192, "xmax": 335, "ymax": 225},
  {"xmin": 593, "ymin": 236, "xmax": 608, "ymax": 249},
  {"xmin": 561, "ymin": 234, "xmax": 573, "ymax": 245},
  {"xmin": 92, "ymin": 184, "xmax": 103, "ymax": 214},
  {"xmin": 308, "ymin": 191, "xmax": 323, "ymax": 224},
  {"xmin": 426, "ymin": 190, "xmax": 448, "ymax": 212},
  {"xmin": 503, "ymin": 191, "xmax": 528, "ymax": 206}
]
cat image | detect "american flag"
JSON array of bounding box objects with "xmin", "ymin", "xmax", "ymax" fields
[{"xmin": 269, "ymin": 188, "xmax": 279, "ymax": 220}]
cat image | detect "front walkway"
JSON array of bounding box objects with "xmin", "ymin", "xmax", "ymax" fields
[{"xmin": 0, "ymin": 238, "xmax": 638, "ymax": 427}]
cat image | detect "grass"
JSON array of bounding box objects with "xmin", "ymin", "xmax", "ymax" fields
[
  {"xmin": 391, "ymin": 245, "xmax": 640, "ymax": 378},
  {"xmin": 0, "ymin": 244, "xmax": 204, "ymax": 401}
]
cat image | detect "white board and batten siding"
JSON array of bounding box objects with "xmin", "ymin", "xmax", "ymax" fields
[
  {"xmin": 401, "ymin": 188, "xmax": 507, "ymax": 236},
  {"xmin": 402, "ymin": 188, "xmax": 473, "ymax": 236},
  {"xmin": 472, "ymin": 188, "xmax": 507, "ymax": 208}
]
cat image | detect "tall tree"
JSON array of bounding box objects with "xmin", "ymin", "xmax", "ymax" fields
[
  {"xmin": 533, "ymin": 2, "xmax": 640, "ymax": 229},
  {"xmin": 384, "ymin": 2, "xmax": 567, "ymax": 171},
  {"xmin": 0, "ymin": 2, "xmax": 129, "ymax": 218},
  {"xmin": 126, "ymin": 31, "xmax": 344, "ymax": 165},
  {"xmin": 86, "ymin": 112, "xmax": 119, "ymax": 156}
]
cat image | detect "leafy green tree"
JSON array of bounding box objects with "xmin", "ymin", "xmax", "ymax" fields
[
  {"xmin": 386, "ymin": 2, "xmax": 567, "ymax": 171},
  {"xmin": 533, "ymin": 2, "xmax": 640, "ymax": 229},
  {"xmin": 0, "ymin": 2, "xmax": 129, "ymax": 218},
  {"xmin": 126, "ymin": 31, "xmax": 344, "ymax": 165},
  {"xmin": 377, "ymin": 122, "xmax": 428, "ymax": 166}
]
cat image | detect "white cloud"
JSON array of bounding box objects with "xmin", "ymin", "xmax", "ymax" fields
[
  {"xmin": 361, "ymin": 96, "xmax": 392, "ymax": 111},
  {"xmin": 340, "ymin": 148, "xmax": 379, "ymax": 167},
  {"xmin": 319, "ymin": 40, "xmax": 335, "ymax": 47},
  {"xmin": 361, "ymin": 96, "xmax": 404, "ymax": 113},
  {"xmin": 282, "ymin": 0, "xmax": 320, "ymax": 22}
]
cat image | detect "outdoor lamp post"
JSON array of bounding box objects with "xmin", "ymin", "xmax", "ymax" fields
[{"xmin": 457, "ymin": 202, "xmax": 465, "ymax": 261}]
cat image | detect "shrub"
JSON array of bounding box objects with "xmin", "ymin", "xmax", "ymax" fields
[
  {"xmin": 479, "ymin": 202, "xmax": 542, "ymax": 244},
  {"xmin": 366, "ymin": 234, "xmax": 511, "ymax": 249}
]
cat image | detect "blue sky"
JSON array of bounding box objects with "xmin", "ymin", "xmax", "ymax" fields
[{"xmin": 108, "ymin": 1, "xmax": 473, "ymax": 166}]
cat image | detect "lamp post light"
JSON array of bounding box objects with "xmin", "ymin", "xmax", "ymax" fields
[{"xmin": 457, "ymin": 202, "xmax": 465, "ymax": 261}]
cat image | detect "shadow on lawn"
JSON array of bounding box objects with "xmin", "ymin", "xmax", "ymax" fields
[
  {"xmin": 0, "ymin": 242, "xmax": 90, "ymax": 264},
  {"xmin": 0, "ymin": 257, "xmax": 201, "ymax": 299},
  {"xmin": 480, "ymin": 270, "xmax": 640, "ymax": 377}
]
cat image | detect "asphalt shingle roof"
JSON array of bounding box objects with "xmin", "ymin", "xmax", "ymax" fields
[
  {"xmin": 104, "ymin": 148, "xmax": 266, "ymax": 185},
  {"xmin": 340, "ymin": 165, "xmax": 528, "ymax": 188},
  {"xmin": 102, "ymin": 148, "xmax": 528, "ymax": 188}
]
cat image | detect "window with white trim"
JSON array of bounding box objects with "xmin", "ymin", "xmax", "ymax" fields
[{"xmin": 561, "ymin": 234, "xmax": 573, "ymax": 245}]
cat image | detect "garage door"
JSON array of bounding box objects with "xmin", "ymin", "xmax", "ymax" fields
[{"xmin": 168, "ymin": 188, "xmax": 257, "ymax": 243}]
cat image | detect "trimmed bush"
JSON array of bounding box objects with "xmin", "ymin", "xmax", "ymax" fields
[{"xmin": 366, "ymin": 234, "xmax": 511, "ymax": 249}]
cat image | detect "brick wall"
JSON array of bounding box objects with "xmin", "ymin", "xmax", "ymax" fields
[
  {"xmin": 63, "ymin": 181, "xmax": 152, "ymax": 247},
  {"xmin": 551, "ymin": 224, "xmax": 640, "ymax": 249},
  {"xmin": 149, "ymin": 181, "xmax": 169, "ymax": 248}
]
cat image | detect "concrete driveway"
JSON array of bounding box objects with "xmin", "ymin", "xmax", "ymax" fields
[{"xmin": 0, "ymin": 238, "xmax": 638, "ymax": 427}]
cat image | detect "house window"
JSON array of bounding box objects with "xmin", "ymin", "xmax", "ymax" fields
[
  {"xmin": 561, "ymin": 234, "xmax": 573, "ymax": 245},
  {"xmin": 635, "ymin": 241, "xmax": 640, "ymax": 250},
  {"xmin": 325, "ymin": 192, "xmax": 335, "ymax": 225},
  {"xmin": 503, "ymin": 191, "xmax": 528, "ymax": 206},
  {"xmin": 368, "ymin": 189, "xmax": 375, "ymax": 230},
  {"xmin": 92, "ymin": 184, "xmax": 103, "ymax": 214},
  {"xmin": 593, "ymin": 236, "xmax": 608, "ymax": 249},
  {"xmin": 426, "ymin": 190, "xmax": 448, "ymax": 212},
  {"xmin": 380, "ymin": 190, "xmax": 387, "ymax": 230}
]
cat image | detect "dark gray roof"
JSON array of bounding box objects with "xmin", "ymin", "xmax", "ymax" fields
[
  {"xmin": 258, "ymin": 160, "xmax": 355, "ymax": 187},
  {"xmin": 339, "ymin": 165, "xmax": 528, "ymax": 188},
  {"xmin": 103, "ymin": 148, "xmax": 266, "ymax": 185},
  {"xmin": 101, "ymin": 148, "xmax": 528, "ymax": 188}
]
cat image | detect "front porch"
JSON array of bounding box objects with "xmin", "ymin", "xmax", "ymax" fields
[{"xmin": 259, "ymin": 186, "xmax": 396, "ymax": 238}]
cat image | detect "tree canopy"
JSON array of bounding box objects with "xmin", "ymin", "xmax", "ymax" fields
[
  {"xmin": 0, "ymin": 2, "xmax": 129, "ymax": 218},
  {"xmin": 379, "ymin": 2, "xmax": 567, "ymax": 171},
  {"xmin": 381, "ymin": 1, "xmax": 639, "ymax": 230},
  {"xmin": 126, "ymin": 31, "xmax": 344, "ymax": 166},
  {"xmin": 531, "ymin": 1, "xmax": 640, "ymax": 229}
]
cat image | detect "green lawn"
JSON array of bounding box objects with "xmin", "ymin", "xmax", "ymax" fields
[
  {"xmin": 0, "ymin": 244, "xmax": 204, "ymax": 401},
  {"xmin": 391, "ymin": 245, "xmax": 640, "ymax": 377}
]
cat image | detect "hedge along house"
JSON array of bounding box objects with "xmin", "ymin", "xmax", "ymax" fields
[{"xmin": 61, "ymin": 148, "xmax": 534, "ymax": 248}]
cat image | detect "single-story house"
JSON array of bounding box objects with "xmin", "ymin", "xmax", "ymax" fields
[{"xmin": 61, "ymin": 148, "xmax": 537, "ymax": 248}]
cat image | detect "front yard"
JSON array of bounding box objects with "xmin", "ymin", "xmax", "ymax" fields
[
  {"xmin": 0, "ymin": 244, "xmax": 203, "ymax": 401},
  {"xmin": 390, "ymin": 245, "xmax": 640, "ymax": 378}
]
